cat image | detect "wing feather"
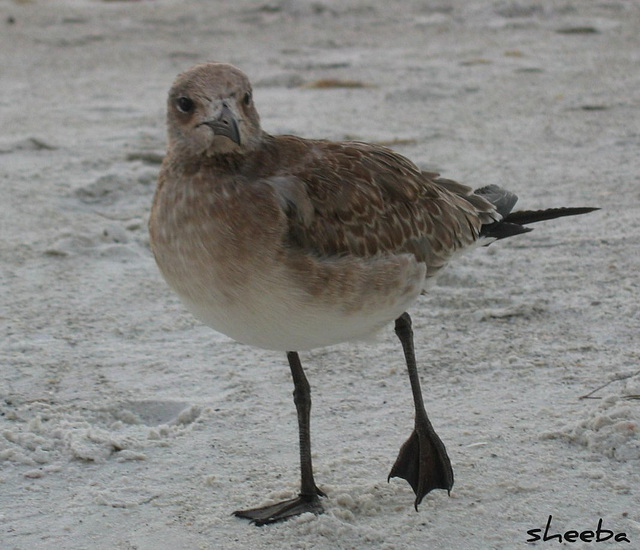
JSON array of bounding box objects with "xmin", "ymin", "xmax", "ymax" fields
[{"xmin": 264, "ymin": 136, "xmax": 498, "ymax": 273}]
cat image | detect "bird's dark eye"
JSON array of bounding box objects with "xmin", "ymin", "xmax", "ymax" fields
[
  {"xmin": 176, "ymin": 96, "xmax": 195, "ymax": 113},
  {"xmin": 243, "ymin": 91, "xmax": 252, "ymax": 106}
]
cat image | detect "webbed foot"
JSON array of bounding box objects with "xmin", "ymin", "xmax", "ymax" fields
[
  {"xmin": 234, "ymin": 489, "xmax": 325, "ymax": 526},
  {"xmin": 388, "ymin": 423, "xmax": 454, "ymax": 510}
]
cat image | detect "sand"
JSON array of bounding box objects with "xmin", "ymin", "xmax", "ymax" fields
[{"xmin": 1, "ymin": 1, "xmax": 639, "ymax": 548}]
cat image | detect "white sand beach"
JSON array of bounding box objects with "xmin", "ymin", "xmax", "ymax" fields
[{"xmin": 1, "ymin": 1, "xmax": 638, "ymax": 548}]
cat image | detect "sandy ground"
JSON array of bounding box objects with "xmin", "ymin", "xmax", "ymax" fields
[{"xmin": 1, "ymin": 1, "xmax": 639, "ymax": 548}]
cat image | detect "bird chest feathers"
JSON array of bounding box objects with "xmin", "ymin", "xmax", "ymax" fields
[{"xmin": 150, "ymin": 163, "xmax": 287, "ymax": 302}]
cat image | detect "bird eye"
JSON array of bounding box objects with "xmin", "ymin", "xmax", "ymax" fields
[
  {"xmin": 243, "ymin": 91, "xmax": 252, "ymax": 106},
  {"xmin": 176, "ymin": 96, "xmax": 195, "ymax": 113}
]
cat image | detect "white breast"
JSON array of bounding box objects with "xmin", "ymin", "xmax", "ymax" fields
[{"xmin": 167, "ymin": 251, "xmax": 427, "ymax": 352}]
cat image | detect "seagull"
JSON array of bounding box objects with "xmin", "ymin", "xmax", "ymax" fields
[{"xmin": 149, "ymin": 62, "xmax": 596, "ymax": 525}]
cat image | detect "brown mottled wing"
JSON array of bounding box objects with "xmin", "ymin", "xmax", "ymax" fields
[{"xmin": 268, "ymin": 137, "xmax": 498, "ymax": 274}]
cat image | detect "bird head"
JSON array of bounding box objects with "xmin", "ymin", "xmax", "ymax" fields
[{"xmin": 166, "ymin": 62, "xmax": 262, "ymax": 158}]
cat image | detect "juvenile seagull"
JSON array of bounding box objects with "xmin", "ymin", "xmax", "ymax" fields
[{"xmin": 149, "ymin": 62, "xmax": 596, "ymax": 525}]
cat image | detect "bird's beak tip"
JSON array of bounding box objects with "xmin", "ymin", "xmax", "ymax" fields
[{"xmin": 201, "ymin": 104, "xmax": 241, "ymax": 145}]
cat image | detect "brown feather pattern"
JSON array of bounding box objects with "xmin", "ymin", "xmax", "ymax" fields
[
  {"xmin": 256, "ymin": 136, "xmax": 499, "ymax": 277},
  {"xmin": 149, "ymin": 62, "xmax": 512, "ymax": 349}
]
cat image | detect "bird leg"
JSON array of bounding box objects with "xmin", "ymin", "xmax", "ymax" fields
[
  {"xmin": 234, "ymin": 351, "xmax": 325, "ymax": 525},
  {"xmin": 388, "ymin": 312, "xmax": 454, "ymax": 510}
]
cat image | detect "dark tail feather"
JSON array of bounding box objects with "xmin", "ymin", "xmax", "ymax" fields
[
  {"xmin": 475, "ymin": 185, "xmax": 599, "ymax": 240},
  {"xmin": 502, "ymin": 207, "xmax": 599, "ymax": 226},
  {"xmin": 480, "ymin": 221, "xmax": 533, "ymax": 240}
]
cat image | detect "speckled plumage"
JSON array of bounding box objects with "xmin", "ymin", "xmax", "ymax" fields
[{"xmin": 149, "ymin": 63, "xmax": 505, "ymax": 351}]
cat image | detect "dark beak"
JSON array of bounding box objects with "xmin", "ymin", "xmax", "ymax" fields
[{"xmin": 201, "ymin": 104, "xmax": 241, "ymax": 145}]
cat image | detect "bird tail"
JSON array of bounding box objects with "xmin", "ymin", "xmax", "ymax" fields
[{"xmin": 474, "ymin": 184, "xmax": 598, "ymax": 241}]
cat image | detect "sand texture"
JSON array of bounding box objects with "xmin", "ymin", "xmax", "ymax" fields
[{"xmin": 1, "ymin": 1, "xmax": 639, "ymax": 548}]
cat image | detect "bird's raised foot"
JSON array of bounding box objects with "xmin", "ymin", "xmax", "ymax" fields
[
  {"xmin": 233, "ymin": 490, "xmax": 325, "ymax": 526},
  {"xmin": 388, "ymin": 424, "xmax": 454, "ymax": 510}
]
